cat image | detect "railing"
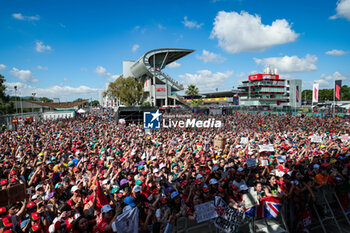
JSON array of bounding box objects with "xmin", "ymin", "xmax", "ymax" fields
[
  {"xmin": 171, "ymin": 185, "xmax": 350, "ymax": 233},
  {"xmin": 150, "ymin": 69, "xmax": 184, "ymax": 90}
]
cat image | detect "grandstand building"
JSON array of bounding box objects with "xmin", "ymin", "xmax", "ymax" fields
[{"xmin": 115, "ymin": 48, "xmax": 194, "ymax": 107}]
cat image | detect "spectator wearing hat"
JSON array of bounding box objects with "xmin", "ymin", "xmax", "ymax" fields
[{"xmin": 95, "ymin": 204, "xmax": 120, "ymax": 233}]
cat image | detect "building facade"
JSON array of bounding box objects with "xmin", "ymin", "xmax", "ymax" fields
[{"xmin": 238, "ymin": 69, "xmax": 302, "ymax": 108}]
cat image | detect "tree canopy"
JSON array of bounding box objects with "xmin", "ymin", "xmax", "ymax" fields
[
  {"xmin": 104, "ymin": 76, "xmax": 144, "ymax": 106},
  {"xmin": 0, "ymin": 74, "xmax": 14, "ymax": 114},
  {"xmin": 185, "ymin": 84, "xmax": 199, "ymax": 99},
  {"xmin": 302, "ymin": 85, "xmax": 350, "ymax": 101},
  {"xmin": 90, "ymin": 100, "xmax": 100, "ymax": 106}
]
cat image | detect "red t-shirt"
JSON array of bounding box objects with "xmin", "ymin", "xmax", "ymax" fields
[{"xmin": 95, "ymin": 219, "xmax": 113, "ymax": 233}]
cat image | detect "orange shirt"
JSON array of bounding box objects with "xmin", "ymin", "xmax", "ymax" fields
[{"xmin": 315, "ymin": 174, "xmax": 327, "ymax": 185}]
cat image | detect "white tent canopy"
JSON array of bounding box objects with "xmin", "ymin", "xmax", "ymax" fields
[{"xmin": 77, "ymin": 108, "xmax": 86, "ymax": 114}]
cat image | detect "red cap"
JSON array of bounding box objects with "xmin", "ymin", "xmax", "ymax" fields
[
  {"xmin": 31, "ymin": 212, "xmax": 41, "ymax": 221},
  {"xmin": 0, "ymin": 206, "xmax": 6, "ymax": 214},
  {"xmin": 10, "ymin": 178, "xmax": 16, "ymax": 183},
  {"xmin": 194, "ymin": 179, "xmax": 202, "ymax": 185},
  {"xmin": 232, "ymin": 185, "xmax": 238, "ymax": 190},
  {"xmin": 218, "ymin": 187, "xmax": 224, "ymax": 192},
  {"xmin": 203, "ymin": 187, "xmax": 209, "ymax": 193},
  {"xmin": 73, "ymin": 167, "xmax": 80, "ymax": 172},
  {"xmin": 120, "ymin": 158, "xmax": 125, "ymax": 162},
  {"xmin": 27, "ymin": 202, "xmax": 36, "ymax": 208},
  {"xmin": 181, "ymin": 180, "xmax": 188, "ymax": 187},
  {"xmin": 160, "ymin": 198, "xmax": 167, "ymax": 203},
  {"xmin": 2, "ymin": 217, "xmax": 14, "ymax": 227},
  {"xmin": 117, "ymin": 193, "xmax": 123, "ymax": 197},
  {"xmin": 10, "ymin": 170, "xmax": 16, "ymax": 175},
  {"xmin": 31, "ymin": 224, "xmax": 41, "ymax": 232},
  {"xmin": 1, "ymin": 179, "xmax": 7, "ymax": 186},
  {"xmin": 4, "ymin": 230, "xmax": 13, "ymax": 233},
  {"xmin": 98, "ymin": 160, "xmax": 104, "ymax": 165}
]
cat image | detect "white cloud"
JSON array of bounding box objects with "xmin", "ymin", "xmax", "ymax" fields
[
  {"xmin": 0, "ymin": 64, "xmax": 6, "ymax": 69},
  {"xmin": 35, "ymin": 41, "xmax": 52, "ymax": 52},
  {"xmin": 210, "ymin": 11, "xmax": 299, "ymax": 53},
  {"xmin": 158, "ymin": 24, "xmax": 166, "ymax": 30},
  {"xmin": 94, "ymin": 66, "xmax": 118, "ymax": 81},
  {"xmin": 330, "ymin": 0, "xmax": 350, "ymax": 21},
  {"xmin": 37, "ymin": 65, "xmax": 48, "ymax": 70},
  {"xmin": 315, "ymin": 79, "xmax": 330, "ymax": 87},
  {"xmin": 132, "ymin": 44, "xmax": 139, "ymax": 52},
  {"xmin": 325, "ymin": 49, "xmax": 348, "ymax": 56},
  {"xmin": 179, "ymin": 70, "xmax": 233, "ymax": 92},
  {"xmin": 10, "ymin": 68, "xmax": 38, "ymax": 83},
  {"xmin": 254, "ymin": 54, "xmax": 318, "ymax": 73},
  {"xmin": 5, "ymin": 82, "xmax": 98, "ymax": 98},
  {"xmin": 196, "ymin": 49, "xmax": 226, "ymax": 63},
  {"xmin": 95, "ymin": 66, "xmax": 110, "ymax": 76},
  {"xmin": 167, "ymin": 62, "xmax": 181, "ymax": 69},
  {"xmin": 317, "ymin": 71, "xmax": 347, "ymax": 87},
  {"xmin": 182, "ymin": 16, "xmax": 203, "ymax": 29},
  {"xmin": 12, "ymin": 13, "xmax": 40, "ymax": 21}
]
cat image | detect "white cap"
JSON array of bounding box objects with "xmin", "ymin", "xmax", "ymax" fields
[
  {"xmin": 209, "ymin": 178, "xmax": 218, "ymax": 185},
  {"xmin": 240, "ymin": 184, "xmax": 248, "ymax": 191},
  {"xmin": 237, "ymin": 167, "xmax": 244, "ymax": 172},
  {"xmin": 35, "ymin": 184, "xmax": 44, "ymax": 191},
  {"xmin": 159, "ymin": 163, "xmax": 166, "ymax": 169},
  {"xmin": 151, "ymin": 156, "xmax": 157, "ymax": 161},
  {"xmin": 133, "ymin": 185, "xmax": 141, "ymax": 193},
  {"xmin": 102, "ymin": 180, "xmax": 109, "ymax": 185},
  {"xmin": 196, "ymin": 174, "xmax": 203, "ymax": 179},
  {"xmin": 71, "ymin": 185, "xmax": 79, "ymax": 193},
  {"xmin": 153, "ymin": 168, "xmax": 159, "ymax": 173},
  {"xmin": 101, "ymin": 204, "xmax": 113, "ymax": 214}
]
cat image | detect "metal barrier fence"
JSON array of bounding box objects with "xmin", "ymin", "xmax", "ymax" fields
[
  {"xmin": 0, "ymin": 112, "xmax": 42, "ymax": 130},
  {"xmin": 171, "ymin": 184, "xmax": 350, "ymax": 233}
]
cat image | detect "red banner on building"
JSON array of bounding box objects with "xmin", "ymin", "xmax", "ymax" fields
[
  {"xmin": 296, "ymin": 86, "xmax": 299, "ymax": 102},
  {"xmin": 248, "ymin": 74, "xmax": 279, "ymax": 81}
]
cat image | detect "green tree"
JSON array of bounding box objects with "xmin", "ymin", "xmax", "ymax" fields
[
  {"xmin": 185, "ymin": 84, "xmax": 199, "ymax": 100},
  {"xmin": 74, "ymin": 98, "xmax": 85, "ymax": 102},
  {"xmin": 191, "ymin": 98, "xmax": 204, "ymax": 108},
  {"xmin": 0, "ymin": 74, "xmax": 14, "ymax": 114},
  {"xmin": 142, "ymin": 102, "xmax": 151, "ymax": 107},
  {"xmin": 104, "ymin": 76, "xmax": 144, "ymax": 106},
  {"xmin": 302, "ymin": 90, "xmax": 312, "ymax": 101},
  {"xmin": 40, "ymin": 97, "xmax": 53, "ymax": 103},
  {"xmin": 302, "ymin": 86, "xmax": 350, "ymax": 102},
  {"xmin": 90, "ymin": 100, "xmax": 100, "ymax": 106}
]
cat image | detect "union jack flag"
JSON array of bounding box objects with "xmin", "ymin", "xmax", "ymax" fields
[{"xmin": 261, "ymin": 196, "xmax": 282, "ymax": 218}]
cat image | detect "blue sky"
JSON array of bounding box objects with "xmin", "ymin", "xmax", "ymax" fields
[{"xmin": 0, "ymin": 0, "xmax": 349, "ymax": 101}]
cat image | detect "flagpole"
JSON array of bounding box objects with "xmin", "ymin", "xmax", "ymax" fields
[{"xmin": 333, "ymin": 77, "xmax": 335, "ymax": 117}]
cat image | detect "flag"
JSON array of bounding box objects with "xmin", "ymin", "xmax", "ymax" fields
[
  {"xmin": 88, "ymin": 179, "xmax": 109, "ymax": 208},
  {"xmin": 296, "ymin": 86, "xmax": 299, "ymax": 102},
  {"xmin": 112, "ymin": 207, "xmax": 139, "ymax": 233},
  {"xmin": 312, "ymin": 82, "xmax": 319, "ymax": 103},
  {"xmin": 335, "ymin": 80, "xmax": 342, "ymax": 101},
  {"xmin": 261, "ymin": 196, "xmax": 282, "ymax": 218}
]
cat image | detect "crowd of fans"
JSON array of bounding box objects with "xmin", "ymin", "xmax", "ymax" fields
[{"xmin": 0, "ymin": 109, "xmax": 349, "ymax": 233}]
